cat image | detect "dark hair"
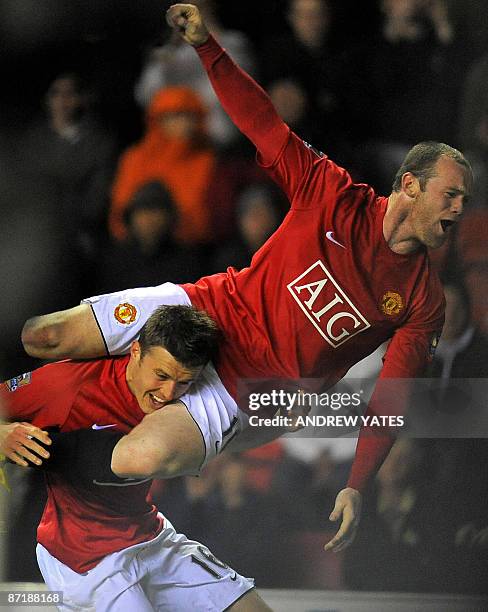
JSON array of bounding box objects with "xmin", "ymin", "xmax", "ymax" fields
[
  {"xmin": 138, "ymin": 305, "xmax": 220, "ymax": 368},
  {"xmin": 123, "ymin": 180, "xmax": 178, "ymax": 226},
  {"xmin": 392, "ymin": 142, "xmax": 472, "ymax": 192}
]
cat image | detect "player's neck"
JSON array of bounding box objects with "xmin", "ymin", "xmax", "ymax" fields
[{"xmin": 383, "ymin": 193, "xmax": 423, "ymax": 255}]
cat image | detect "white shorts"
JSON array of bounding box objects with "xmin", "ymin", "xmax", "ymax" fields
[
  {"xmin": 37, "ymin": 516, "xmax": 254, "ymax": 612},
  {"xmin": 82, "ymin": 284, "xmax": 245, "ymax": 469}
]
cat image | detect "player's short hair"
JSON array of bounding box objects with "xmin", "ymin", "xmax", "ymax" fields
[
  {"xmin": 392, "ymin": 142, "xmax": 472, "ymax": 192},
  {"xmin": 138, "ymin": 305, "xmax": 220, "ymax": 368}
]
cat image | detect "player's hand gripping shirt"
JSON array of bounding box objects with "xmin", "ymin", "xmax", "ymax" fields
[{"xmin": 1, "ymin": 358, "xmax": 162, "ymax": 573}]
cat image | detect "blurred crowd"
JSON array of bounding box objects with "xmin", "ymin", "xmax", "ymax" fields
[{"xmin": 1, "ymin": 0, "xmax": 487, "ymax": 595}]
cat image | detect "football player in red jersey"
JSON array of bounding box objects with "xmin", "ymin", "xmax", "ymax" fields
[
  {"xmin": 20, "ymin": 3, "xmax": 472, "ymax": 554},
  {"xmin": 1, "ymin": 305, "xmax": 272, "ymax": 611}
]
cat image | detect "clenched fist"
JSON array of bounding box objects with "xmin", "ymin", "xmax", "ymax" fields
[{"xmin": 166, "ymin": 4, "xmax": 209, "ymax": 47}]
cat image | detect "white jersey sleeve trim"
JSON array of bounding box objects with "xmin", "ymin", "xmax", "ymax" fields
[{"xmin": 81, "ymin": 283, "xmax": 191, "ymax": 355}]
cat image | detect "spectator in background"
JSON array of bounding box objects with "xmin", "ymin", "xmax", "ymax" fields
[
  {"xmin": 432, "ymin": 277, "xmax": 488, "ymax": 382},
  {"xmin": 259, "ymin": 0, "xmax": 366, "ymax": 158},
  {"xmin": 344, "ymin": 276, "xmax": 488, "ymax": 595},
  {"xmin": 203, "ymin": 453, "xmax": 287, "ymax": 586},
  {"xmin": 344, "ymin": 437, "xmax": 431, "ymax": 592},
  {"xmin": 95, "ymin": 181, "xmax": 205, "ymax": 294},
  {"xmin": 210, "ymin": 183, "xmax": 284, "ymax": 272},
  {"xmin": 409, "ymin": 276, "xmax": 488, "ymax": 594},
  {"xmin": 359, "ymin": 0, "xmax": 462, "ymax": 191},
  {"xmin": 110, "ymin": 85, "xmax": 217, "ymax": 246},
  {"xmin": 135, "ymin": 0, "xmax": 255, "ymax": 148},
  {"xmin": 458, "ymin": 53, "xmax": 488, "ymax": 207},
  {"xmin": 267, "ymin": 77, "xmax": 321, "ymax": 147},
  {"xmin": 20, "ymin": 72, "xmax": 116, "ymax": 255},
  {"xmin": 152, "ymin": 450, "xmax": 288, "ymax": 588}
]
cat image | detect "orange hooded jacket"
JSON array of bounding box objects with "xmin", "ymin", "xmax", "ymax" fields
[{"xmin": 110, "ymin": 86, "xmax": 216, "ymax": 244}]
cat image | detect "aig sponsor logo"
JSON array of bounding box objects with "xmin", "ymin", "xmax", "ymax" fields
[{"xmin": 287, "ymin": 260, "xmax": 370, "ymax": 348}]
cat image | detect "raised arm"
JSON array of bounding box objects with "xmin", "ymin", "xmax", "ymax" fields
[
  {"xmin": 166, "ymin": 4, "xmax": 289, "ymax": 165},
  {"xmin": 22, "ymin": 304, "xmax": 107, "ymax": 360}
]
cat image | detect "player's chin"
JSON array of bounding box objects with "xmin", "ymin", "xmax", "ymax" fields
[
  {"xmin": 142, "ymin": 397, "xmax": 159, "ymax": 414},
  {"xmin": 146, "ymin": 393, "xmax": 171, "ymax": 413},
  {"xmin": 425, "ymin": 229, "xmax": 447, "ymax": 249},
  {"xmin": 141, "ymin": 404, "xmax": 156, "ymax": 415}
]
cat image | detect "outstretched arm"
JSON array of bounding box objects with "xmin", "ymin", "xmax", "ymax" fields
[
  {"xmin": 24, "ymin": 402, "xmax": 206, "ymax": 484},
  {"xmin": 22, "ymin": 304, "xmax": 107, "ymax": 360},
  {"xmin": 325, "ymin": 302, "xmax": 443, "ymax": 552}
]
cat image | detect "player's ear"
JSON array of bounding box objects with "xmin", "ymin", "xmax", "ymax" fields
[
  {"xmin": 130, "ymin": 341, "xmax": 142, "ymax": 363},
  {"xmin": 401, "ymin": 172, "xmax": 420, "ymax": 198}
]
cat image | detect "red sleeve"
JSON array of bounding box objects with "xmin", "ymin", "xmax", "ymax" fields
[
  {"xmin": 1, "ymin": 370, "xmax": 46, "ymax": 422},
  {"xmin": 196, "ymin": 36, "xmax": 357, "ymax": 207},
  {"xmin": 1, "ymin": 362, "xmax": 78, "ymax": 428},
  {"xmin": 347, "ymin": 278, "xmax": 445, "ymax": 492},
  {"xmin": 196, "ymin": 35, "xmax": 289, "ymax": 167}
]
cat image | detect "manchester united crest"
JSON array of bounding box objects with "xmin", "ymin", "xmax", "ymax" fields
[
  {"xmin": 114, "ymin": 302, "xmax": 138, "ymax": 326},
  {"xmin": 381, "ymin": 291, "xmax": 404, "ymax": 316}
]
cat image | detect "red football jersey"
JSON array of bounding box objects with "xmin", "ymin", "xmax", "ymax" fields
[
  {"xmin": 182, "ymin": 36, "xmax": 445, "ymax": 491},
  {"xmin": 1, "ymin": 357, "xmax": 163, "ymax": 573}
]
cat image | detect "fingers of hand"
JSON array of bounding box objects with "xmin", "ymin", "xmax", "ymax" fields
[
  {"xmin": 5, "ymin": 427, "xmax": 50, "ymax": 466},
  {"xmin": 20, "ymin": 436, "xmax": 50, "ymax": 461},
  {"xmin": 21, "ymin": 424, "xmax": 51, "ymax": 445},
  {"xmin": 166, "ymin": 4, "xmax": 194, "ymax": 28},
  {"xmin": 329, "ymin": 499, "xmax": 345, "ymax": 521},
  {"xmin": 324, "ymin": 521, "xmax": 356, "ymax": 553},
  {"xmin": 325, "ymin": 504, "xmax": 359, "ymax": 552},
  {"xmin": 11, "ymin": 444, "xmax": 42, "ymax": 467}
]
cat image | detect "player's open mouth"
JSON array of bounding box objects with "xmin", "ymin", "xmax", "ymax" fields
[
  {"xmin": 440, "ymin": 219, "xmax": 455, "ymax": 232},
  {"xmin": 149, "ymin": 393, "xmax": 167, "ymax": 407}
]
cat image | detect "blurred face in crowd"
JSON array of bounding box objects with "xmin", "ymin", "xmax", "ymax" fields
[
  {"xmin": 158, "ymin": 111, "xmax": 199, "ymax": 140},
  {"xmin": 126, "ymin": 342, "xmax": 202, "ymax": 414},
  {"xmin": 46, "ymin": 76, "xmax": 84, "ymax": 124},
  {"xmin": 441, "ymin": 285, "xmax": 470, "ymax": 341},
  {"xmin": 130, "ymin": 207, "xmax": 171, "ymax": 252},
  {"xmin": 409, "ymin": 156, "xmax": 471, "ymax": 249},
  {"xmin": 268, "ymin": 79, "xmax": 307, "ymax": 128},
  {"xmin": 239, "ymin": 197, "xmax": 280, "ymax": 251},
  {"xmin": 288, "ymin": 0, "xmax": 330, "ymax": 47},
  {"xmin": 382, "ymin": 0, "xmax": 419, "ymax": 19}
]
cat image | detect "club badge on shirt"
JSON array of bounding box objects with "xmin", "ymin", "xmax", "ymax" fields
[
  {"xmin": 381, "ymin": 291, "xmax": 404, "ymax": 316},
  {"xmin": 5, "ymin": 372, "xmax": 32, "ymax": 392},
  {"xmin": 113, "ymin": 302, "xmax": 139, "ymax": 326}
]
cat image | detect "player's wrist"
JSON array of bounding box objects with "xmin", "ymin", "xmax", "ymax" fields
[{"xmin": 191, "ymin": 29, "xmax": 209, "ymax": 47}]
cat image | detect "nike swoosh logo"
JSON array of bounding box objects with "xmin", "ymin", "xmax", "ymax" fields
[
  {"xmin": 230, "ymin": 573, "xmax": 238, "ymax": 581},
  {"xmin": 325, "ymin": 231, "xmax": 346, "ymax": 249},
  {"xmin": 91, "ymin": 423, "xmax": 117, "ymax": 430}
]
